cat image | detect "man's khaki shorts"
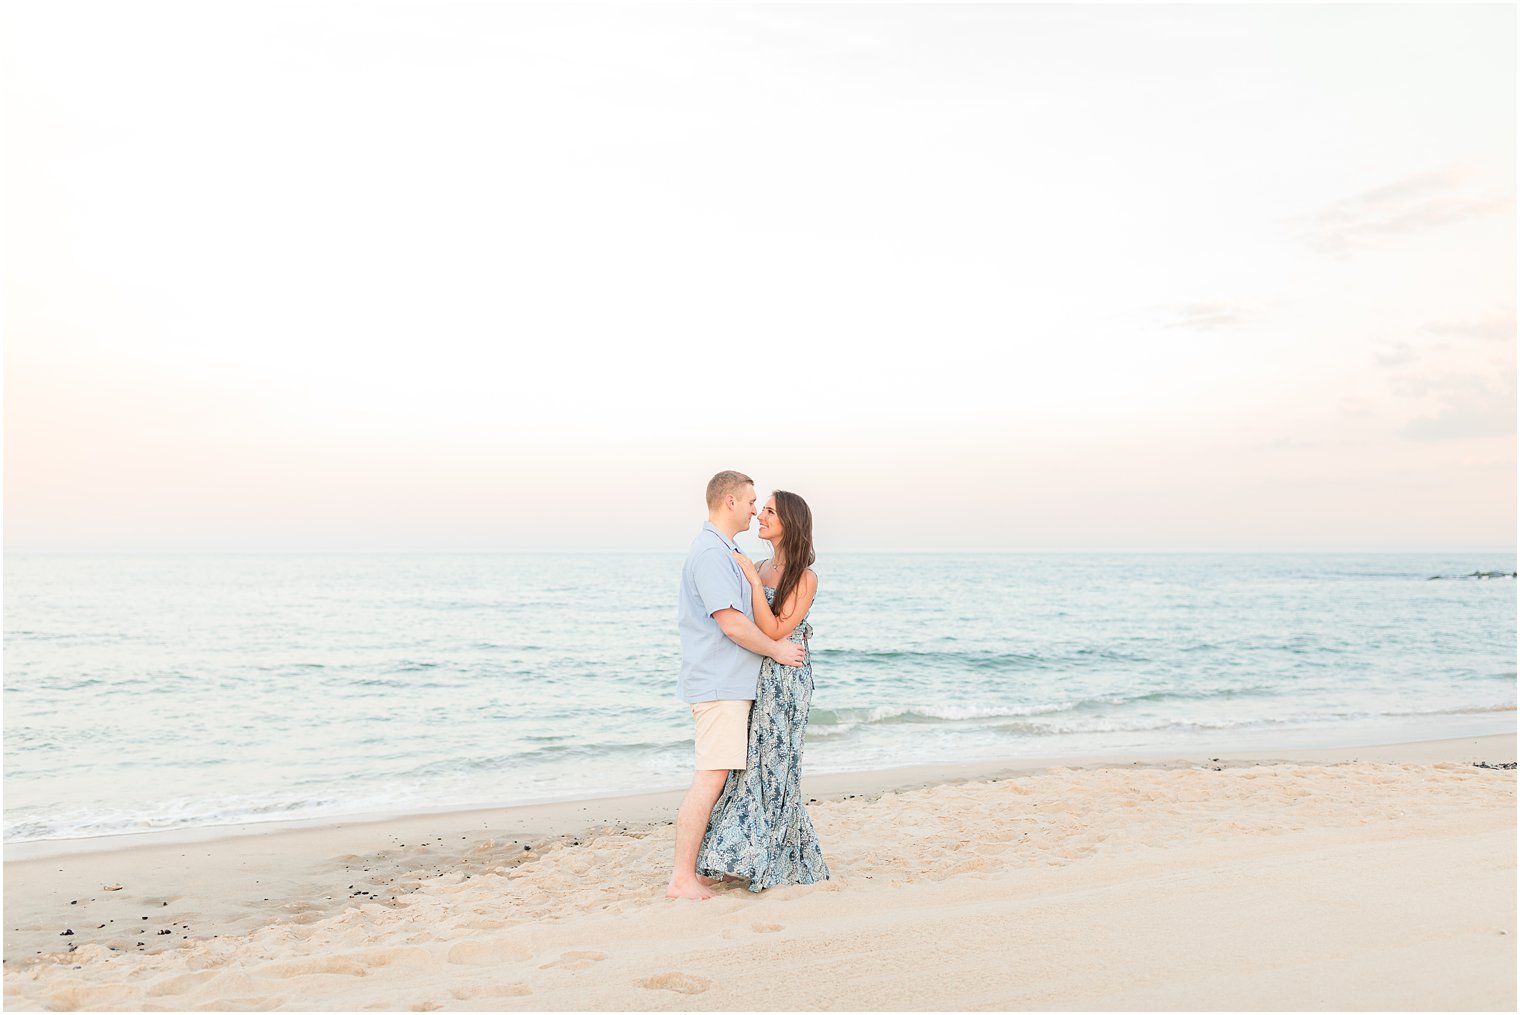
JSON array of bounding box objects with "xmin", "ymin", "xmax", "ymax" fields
[{"xmin": 690, "ymin": 699, "xmax": 751, "ymax": 771}]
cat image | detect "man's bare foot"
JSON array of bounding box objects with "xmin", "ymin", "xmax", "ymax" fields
[{"xmin": 665, "ymin": 877, "xmax": 715, "ymax": 900}]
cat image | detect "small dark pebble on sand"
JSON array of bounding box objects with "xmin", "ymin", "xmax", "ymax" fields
[{"xmin": 60, "ymin": 929, "xmax": 74, "ymax": 936}]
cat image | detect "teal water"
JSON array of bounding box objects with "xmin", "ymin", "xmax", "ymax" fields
[{"xmin": 4, "ymin": 553, "xmax": 1514, "ymax": 843}]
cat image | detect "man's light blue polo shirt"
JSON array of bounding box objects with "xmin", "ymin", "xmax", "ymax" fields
[{"xmin": 677, "ymin": 522, "xmax": 763, "ymax": 703}]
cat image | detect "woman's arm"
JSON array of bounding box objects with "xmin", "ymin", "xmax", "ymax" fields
[
  {"xmin": 771, "ymin": 570, "xmax": 818, "ymax": 641},
  {"xmin": 734, "ymin": 552, "xmax": 817, "ymax": 641}
]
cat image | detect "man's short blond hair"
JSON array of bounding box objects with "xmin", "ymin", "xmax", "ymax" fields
[{"xmin": 706, "ymin": 470, "xmax": 755, "ymax": 510}]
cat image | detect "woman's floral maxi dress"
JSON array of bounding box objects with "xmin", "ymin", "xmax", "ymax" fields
[{"xmin": 695, "ymin": 585, "xmax": 830, "ymax": 892}]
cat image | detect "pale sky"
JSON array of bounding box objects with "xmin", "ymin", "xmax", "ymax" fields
[{"xmin": 4, "ymin": 2, "xmax": 1515, "ymax": 552}]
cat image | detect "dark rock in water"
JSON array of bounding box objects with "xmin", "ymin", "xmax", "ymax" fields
[
  {"xmin": 1428, "ymin": 571, "xmax": 1518, "ymax": 580},
  {"xmin": 59, "ymin": 929, "xmax": 73, "ymax": 936},
  {"xmin": 1474, "ymin": 761, "xmax": 1517, "ymax": 770}
]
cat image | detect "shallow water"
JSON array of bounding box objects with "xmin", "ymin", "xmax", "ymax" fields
[{"xmin": 5, "ymin": 552, "xmax": 1514, "ymax": 842}]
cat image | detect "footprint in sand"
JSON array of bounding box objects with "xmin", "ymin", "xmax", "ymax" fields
[
  {"xmin": 449, "ymin": 983, "xmax": 533, "ymax": 1000},
  {"xmin": 722, "ymin": 922, "xmax": 785, "ymax": 939},
  {"xmin": 144, "ymin": 971, "xmax": 221, "ymax": 997},
  {"xmin": 354, "ymin": 946, "xmax": 432, "ymax": 970},
  {"xmin": 46, "ymin": 985, "xmax": 142, "ymax": 1010},
  {"xmin": 539, "ymin": 950, "xmax": 607, "ymax": 971},
  {"xmin": 638, "ymin": 972, "xmax": 712, "ymax": 994},
  {"xmin": 263, "ymin": 955, "xmax": 369, "ymax": 978},
  {"xmin": 446, "ymin": 939, "xmax": 533, "ymax": 965}
]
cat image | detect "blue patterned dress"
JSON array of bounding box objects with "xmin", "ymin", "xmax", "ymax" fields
[{"xmin": 695, "ymin": 583, "xmax": 830, "ymax": 892}]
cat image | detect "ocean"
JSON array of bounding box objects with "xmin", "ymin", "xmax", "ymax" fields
[{"xmin": 4, "ymin": 552, "xmax": 1515, "ymax": 845}]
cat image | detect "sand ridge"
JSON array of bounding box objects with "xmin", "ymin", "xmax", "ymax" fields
[{"xmin": 5, "ymin": 753, "xmax": 1514, "ymax": 1011}]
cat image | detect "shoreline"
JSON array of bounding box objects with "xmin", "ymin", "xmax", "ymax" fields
[
  {"xmin": 7, "ymin": 718, "xmax": 1514, "ymax": 861},
  {"xmin": 4, "ymin": 733, "xmax": 1513, "ymax": 971}
]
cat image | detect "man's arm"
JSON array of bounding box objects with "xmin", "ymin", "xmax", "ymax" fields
[{"xmin": 713, "ymin": 608, "xmax": 806, "ymax": 667}]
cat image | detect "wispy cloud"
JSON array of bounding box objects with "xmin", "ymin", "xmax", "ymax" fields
[
  {"xmin": 1396, "ymin": 370, "xmax": 1516, "ymax": 442},
  {"xmin": 1339, "ymin": 397, "xmax": 1373, "ymax": 419},
  {"xmin": 1420, "ymin": 311, "xmax": 1516, "ymax": 343},
  {"xmin": 1164, "ymin": 302, "xmax": 1248, "ymax": 331},
  {"xmin": 1372, "ymin": 340, "xmax": 1417, "ymax": 368},
  {"xmin": 1373, "ymin": 310, "xmax": 1513, "ymax": 369},
  {"xmin": 1303, "ymin": 169, "xmax": 1510, "ymax": 255}
]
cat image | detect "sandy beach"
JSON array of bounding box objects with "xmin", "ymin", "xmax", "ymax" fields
[{"xmin": 4, "ymin": 733, "xmax": 1514, "ymax": 1011}]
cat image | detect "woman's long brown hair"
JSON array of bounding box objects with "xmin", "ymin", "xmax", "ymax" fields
[{"xmin": 769, "ymin": 490, "xmax": 815, "ymax": 622}]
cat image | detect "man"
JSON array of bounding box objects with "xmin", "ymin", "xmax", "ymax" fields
[{"xmin": 666, "ymin": 470, "xmax": 806, "ymax": 901}]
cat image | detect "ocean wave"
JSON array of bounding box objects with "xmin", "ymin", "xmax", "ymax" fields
[
  {"xmin": 394, "ymin": 739, "xmax": 686, "ymax": 779},
  {"xmin": 814, "ymin": 646, "xmax": 1148, "ymax": 673},
  {"xmin": 805, "ymin": 689, "xmax": 1515, "ymax": 740},
  {"xmin": 986, "ymin": 703, "xmax": 1519, "ymax": 737},
  {"xmin": 3, "ymin": 794, "xmax": 350, "ymax": 845},
  {"xmin": 1384, "ymin": 703, "xmax": 1516, "ymax": 716},
  {"xmin": 810, "ymin": 703, "xmax": 1079, "ymax": 727},
  {"xmin": 814, "ymin": 648, "xmax": 1047, "ymax": 670},
  {"xmin": 809, "ymin": 684, "xmax": 1287, "ymax": 731},
  {"xmin": 988, "ymin": 716, "xmax": 1294, "ymax": 736}
]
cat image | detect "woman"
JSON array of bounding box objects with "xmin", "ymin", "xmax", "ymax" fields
[{"xmin": 695, "ymin": 490, "xmax": 830, "ymax": 892}]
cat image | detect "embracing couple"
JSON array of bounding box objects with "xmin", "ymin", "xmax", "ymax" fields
[{"xmin": 665, "ymin": 470, "xmax": 831, "ymax": 900}]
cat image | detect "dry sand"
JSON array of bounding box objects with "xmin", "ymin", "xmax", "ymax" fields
[{"xmin": 4, "ymin": 734, "xmax": 1514, "ymax": 1011}]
